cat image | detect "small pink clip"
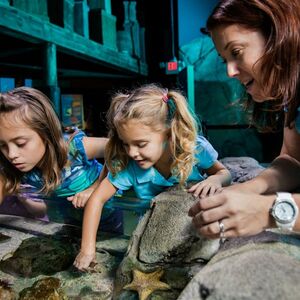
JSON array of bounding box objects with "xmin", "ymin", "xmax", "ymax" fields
[{"xmin": 162, "ymin": 94, "xmax": 169, "ymax": 103}]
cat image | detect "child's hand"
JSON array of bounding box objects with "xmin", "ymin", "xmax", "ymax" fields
[
  {"xmin": 67, "ymin": 186, "xmax": 95, "ymax": 208},
  {"xmin": 67, "ymin": 180, "xmax": 100, "ymax": 208},
  {"xmin": 73, "ymin": 251, "xmax": 96, "ymax": 271},
  {"xmin": 188, "ymin": 180, "xmax": 223, "ymax": 198}
]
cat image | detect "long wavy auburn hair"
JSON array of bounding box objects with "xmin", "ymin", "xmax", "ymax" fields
[{"xmin": 207, "ymin": 0, "xmax": 300, "ymax": 131}]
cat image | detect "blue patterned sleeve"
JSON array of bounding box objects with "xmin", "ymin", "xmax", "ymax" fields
[{"xmin": 194, "ymin": 135, "xmax": 218, "ymax": 170}]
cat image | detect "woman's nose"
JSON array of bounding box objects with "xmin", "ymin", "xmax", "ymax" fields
[{"xmin": 227, "ymin": 61, "xmax": 239, "ymax": 78}]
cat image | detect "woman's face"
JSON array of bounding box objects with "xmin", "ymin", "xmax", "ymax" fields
[{"xmin": 211, "ymin": 24, "xmax": 268, "ymax": 102}]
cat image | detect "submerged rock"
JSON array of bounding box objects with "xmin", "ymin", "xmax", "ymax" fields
[
  {"xmin": 0, "ymin": 236, "xmax": 76, "ymax": 277},
  {"xmin": 19, "ymin": 277, "xmax": 67, "ymax": 300},
  {"xmin": 0, "ymin": 279, "xmax": 16, "ymax": 300},
  {"xmin": 0, "ymin": 232, "xmax": 11, "ymax": 242}
]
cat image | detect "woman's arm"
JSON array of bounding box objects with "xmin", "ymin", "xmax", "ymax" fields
[
  {"xmin": 82, "ymin": 136, "xmax": 108, "ymax": 159},
  {"xmin": 73, "ymin": 177, "xmax": 117, "ymax": 271},
  {"xmin": 188, "ymin": 123, "xmax": 300, "ymax": 238},
  {"xmin": 188, "ymin": 161, "xmax": 232, "ymax": 198}
]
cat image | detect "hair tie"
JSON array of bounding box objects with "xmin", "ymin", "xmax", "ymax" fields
[{"xmin": 162, "ymin": 94, "xmax": 169, "ymax": 103}]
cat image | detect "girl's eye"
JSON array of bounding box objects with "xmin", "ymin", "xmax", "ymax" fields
[
  {"xmin": 138, "ymin": 143, "xmax": 147, "ymax": 148},
  {"xmin": 16, "ymin": 143, "xmax": 26, "ymax": 148},
  {"xmin": 232, "ymin": 48, "xmax": 241, "ymax": 57}
]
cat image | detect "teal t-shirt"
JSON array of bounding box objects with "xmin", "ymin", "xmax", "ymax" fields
[
  {"xmin": 21, "ymin": 130, "xmax": 102, "ymax": 197},
  {"xmin": 108, "ymin": 135, "xmax": 218, "ymax": 201}
]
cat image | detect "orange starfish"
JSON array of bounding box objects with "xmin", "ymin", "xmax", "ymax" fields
[{"xmin": 124, "ymin": 268, "xmax": 171, "ymax": 300}]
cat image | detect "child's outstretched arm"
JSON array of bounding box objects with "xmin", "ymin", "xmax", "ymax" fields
[
  {"xmin": 188, "ymin": 161, "xmax": 232, "ymax": 198},
  {"xmin": 73, "ymin": 177, "xmax": 117, "ymax": 271},
  {"xmin": 18, "ymin": 197, "xmax": 47, "ymax": 218}
]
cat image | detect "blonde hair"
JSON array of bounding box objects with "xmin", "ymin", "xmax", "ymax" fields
[
  {"xmin": 0, "ymin": 87, "xmax": 68, "ymax": 195},
  {"xmin": 105, "ymin": 83, "xmax": 198, "ymax": 185}
]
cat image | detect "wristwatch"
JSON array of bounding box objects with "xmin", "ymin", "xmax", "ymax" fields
[{"xmin": 270, "ymin": 192, "xmax": 299, "ymax": 231}]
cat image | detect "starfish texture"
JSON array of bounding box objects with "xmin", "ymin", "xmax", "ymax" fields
[{"xmin": 123, "ymin": 268, "xmax": 171, "ymax": 300}]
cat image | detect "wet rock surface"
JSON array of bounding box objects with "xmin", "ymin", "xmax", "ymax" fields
[{"xmin": 0, "ymin": 214, "xmax": 129, "ymax": 299}]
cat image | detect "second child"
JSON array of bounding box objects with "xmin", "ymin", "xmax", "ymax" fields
[{"xmin": 74, "ymin": 83, "xmax": 231, "ymax": 270}]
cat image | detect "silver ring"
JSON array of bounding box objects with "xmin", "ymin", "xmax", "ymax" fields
[{"xmin": 218, "ymin": 220, "xmax": 226, "ymax": 244}]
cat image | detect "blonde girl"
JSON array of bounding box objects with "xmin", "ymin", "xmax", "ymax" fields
[{"xmin": 74, "ymin": 83, "xmax": 231, "ymax": 270}]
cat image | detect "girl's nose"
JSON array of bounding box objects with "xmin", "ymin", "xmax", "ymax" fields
[
  {"xmin": 7, "ymin": 146, "xmax": 19, "ymax": 161},
  {"xmin": 227, "ymin": 61, "xmax": 239, "ymax": 78},
  {"xmin": 128, "ymin": 146, "xmax": 139, "ymax": 159}
]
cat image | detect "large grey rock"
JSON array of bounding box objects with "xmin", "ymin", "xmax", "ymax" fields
[
  {"xmin": 178, "ymin": 232, "xmax": 300, "ymax": 300},
  {"xmin": 220, "ymin": 156, "xmax": 265, "ymax": 183},
  {"xmin": 114, "ymin": 186, "xmax": 220, "ymax": 299}
]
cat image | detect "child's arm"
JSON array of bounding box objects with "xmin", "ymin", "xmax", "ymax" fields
[
  {"xmin": 18, "ymin": 197, "xmax": 47, "ymax": 218},
  {"xmin": 188, "ymin": 161, "xmax": 232, "ymax": 198},
  {"xmin": 67, "ymin": 164, "xmax": 109, "ymax": 208},
  {"xmin": 73, "ymin": 177, "xmax": 117, "ymax": 271}
]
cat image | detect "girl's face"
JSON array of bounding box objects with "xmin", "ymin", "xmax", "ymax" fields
[
  {"xmin": 0, "ymin": 113, "xmax": 46, "ymax": 172},
  {"xmin": 118, "ymin": 119, "xmax": 170, "ymax": 170},
  {"xmin": 211, "ymin": 24, "xmax": 269, "ymax": 102}
]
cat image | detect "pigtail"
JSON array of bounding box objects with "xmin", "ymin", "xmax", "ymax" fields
[
  {"xmin": 167, "ymin": 91, "xmax": 198, "ymax": 185},
  {"xmin": 105, "ymin": 93, "xmax": 129, "ymax": 175}
]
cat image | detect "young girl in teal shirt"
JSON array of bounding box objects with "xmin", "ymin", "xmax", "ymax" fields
[
  {"xmin": 74, "ymin": 83, "xmax": 231, "ymax": 270},
  {"xmin": 0, "ymin": 87, "xmax": 121, "ymax": 232}
]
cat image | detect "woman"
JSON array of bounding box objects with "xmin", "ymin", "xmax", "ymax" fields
[{"xmin": 189, "ymin": 0, "xmax": 300, "ymax": 239}]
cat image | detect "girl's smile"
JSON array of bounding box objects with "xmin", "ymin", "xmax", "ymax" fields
[{"xmin": 118, "ymin": 119, "xmax": 171, "ymax": 173}]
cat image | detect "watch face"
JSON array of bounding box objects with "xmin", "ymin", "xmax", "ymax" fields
[{"xmin": 274, "ymin": 201, "xmax": 297, "ymax": 223}]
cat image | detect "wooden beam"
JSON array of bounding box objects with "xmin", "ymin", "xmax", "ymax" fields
[{"xmin": 0, "ymin": 4, "xmax": 147, "ymax": 75}]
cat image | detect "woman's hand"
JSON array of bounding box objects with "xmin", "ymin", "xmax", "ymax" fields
[
  {"xmin": 73, "ymin": 250, "xmax": 96, "ymax": 271},
  {"xmin": 188, "ymin": 179, "xmax": 223, "ymax": 198},
  {"xmin": 188, "ymin": 189, "xmax": 274, "ymax": 239}
]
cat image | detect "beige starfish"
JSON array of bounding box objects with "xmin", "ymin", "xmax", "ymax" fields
[{"xmin": 123, "ymin": 268, "xmax": 171, "ymax": 300}]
